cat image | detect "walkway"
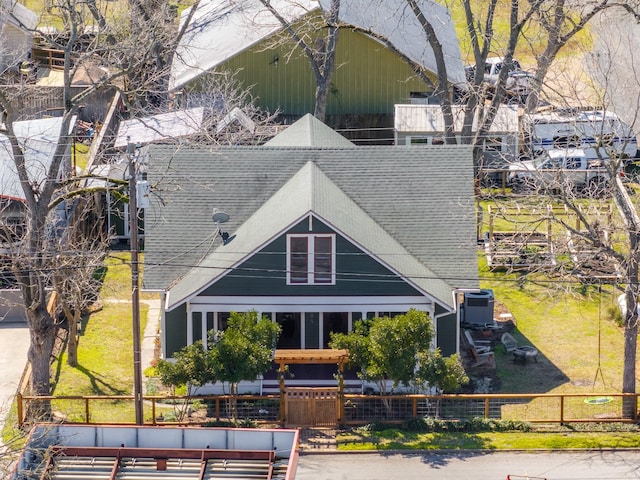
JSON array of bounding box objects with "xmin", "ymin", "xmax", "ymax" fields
[
  {"xmin": 298, "ymin": 428, "xmax": 337, "ymax": 451},
  {"xmin": 140, "ymin": 298, "xmax": 161, "ymax": 390},
  {"xmin": 0, "ymin": 323, "xmax": 30, "ymax": 450}
]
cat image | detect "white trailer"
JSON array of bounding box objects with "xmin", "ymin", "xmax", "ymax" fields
[{"xmin": 523, "ymin": 109, "xmax": 638, "ymax": 161}]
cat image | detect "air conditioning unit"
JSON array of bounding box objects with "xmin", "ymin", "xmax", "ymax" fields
[{"xmin": 461, "ymin": 289, "xmax": 495, "ymax": 326}]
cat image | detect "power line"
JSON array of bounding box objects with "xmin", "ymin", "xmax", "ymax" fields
[{"xmin": 139, "ymin": 259, "xmax": 626, "ymax": 287}]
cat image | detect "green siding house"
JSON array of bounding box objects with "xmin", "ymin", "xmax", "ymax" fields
[
  {"xmin": 169, "ymin": 0, "xmax": 466, "ymax": 126},
  {"xmin": 143, "ymin": 115, "xmax": 478, "ymax": 393}
]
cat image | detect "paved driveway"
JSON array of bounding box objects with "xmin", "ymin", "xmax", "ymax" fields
[{"xmin": 0, "ymin": 323, "xmax": 30, "ymax": 448}]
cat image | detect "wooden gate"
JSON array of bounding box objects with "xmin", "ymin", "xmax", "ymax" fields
[{"xmin": 284, "ymin": 387, "xmax": 339, "ymax": 428}]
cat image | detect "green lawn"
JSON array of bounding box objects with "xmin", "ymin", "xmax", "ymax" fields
[
  {"xmin": 482, "ymin": 268, "xmax": 624, "ymax": 394},
  {"xmin": 338, "ymin": 429, "xmax": 640, "ymax": 451},
  {"xmin": 477, "ymin": 196, "xmax": 629, "ymax": 394},
  {"xmin": 49, "ymin": 252, "xmax": 151, "ymax": 423}
]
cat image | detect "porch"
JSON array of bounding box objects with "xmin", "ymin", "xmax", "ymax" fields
[{"xmin": 261, "ymin": 362, "xmax": 362, "ymax": 394}]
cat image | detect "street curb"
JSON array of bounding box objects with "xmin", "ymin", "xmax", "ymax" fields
[{"xmin": 299, "ymin": 447, "xmax": 640, "ymax": 455}]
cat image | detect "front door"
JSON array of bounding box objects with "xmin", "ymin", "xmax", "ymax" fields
[
  {"xmin": 276, "ymin": 313, "xmax": 301, "ymax": 349},
  {"xmin": 323, "ymin": 312, "xmax": 348, "ymax": 348}
]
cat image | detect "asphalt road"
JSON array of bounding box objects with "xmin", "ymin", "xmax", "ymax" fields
[{"xmin": 296, "ymin": 451, "xmax": 640, "ymax": 480}]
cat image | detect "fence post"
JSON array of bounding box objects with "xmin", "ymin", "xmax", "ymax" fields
[
  {"xmin": 484, "ymin": 396, "xmax": 490, "ymax": 419},
  {"xmin": 278, "ymin": 369, "xmax": 286, "ymax": 427},
  {"xmin": 559, "ymin": 395, "xmax": 564, "ymax": 425},
  {"xmin": 337, "ymin": 372, "xmax": 344, "ymax": 424},
  {"xmin": 85, "ymin": 398, "xmax": 90, "ymax": 423},
  {"xmin": 412, "ymin": 397, "xmax": 417, "ymax": 418},
  {"xmin": 17, "ymin": 393, "xmax": 23, "ymax": 429},
  {"xmin": 152, "ymin": 399, "xmax": 156, "ymax": 425}
]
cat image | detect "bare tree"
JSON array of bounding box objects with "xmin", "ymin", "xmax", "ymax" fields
[
  {"xmin": 51, "ymin": 199, "xmax": 110, "ymax": 367},
  {"xmin": 0, "ymin": 0, "xmax": 184, "ymax": 405},
  {"xmin": 522, "ymin": 0, "xmax": 640, "ymax": 113},
  {"xmin": 0, "ymin": 0, "xmax": 283, "ymax": 411},
  {"xmin": 167, "ymin": 70, "xmax": 280, "ymax": 144},
  {"xmin": 258, "ymin": 0, "xmax": 340, "ymax": 122},
  {"xmin": 485, "ymin": 29, "xmax": 640, "ymax": 405},
  {"xmin": 572, "ymin": 21, "xmax": 640, "ymax": 402}
]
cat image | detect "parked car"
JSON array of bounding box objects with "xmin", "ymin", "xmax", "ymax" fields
[
  {"xmin": 508, "ymin": 148, "xmax": 613, "ymax": 196},
  {"xmin": 483, "ymin": 57, "xmax": 523, "ymax": 85},
  {"xmin": 465, "ymin": 57, "xmax": 534, "ymax": 101}
]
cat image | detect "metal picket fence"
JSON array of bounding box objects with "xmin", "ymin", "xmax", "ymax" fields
[{"xmin": 16, "ymin": 392, "xmax": 639, "ymax": 428}]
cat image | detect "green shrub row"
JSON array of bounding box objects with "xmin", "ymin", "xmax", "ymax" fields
[{"xmin": 399, "ymin": 416, "xmax": 533, "ymax": 432}]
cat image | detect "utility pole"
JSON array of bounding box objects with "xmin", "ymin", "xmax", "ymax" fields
[{"xmin": 127, "ymin": 141, "xmax": 144, "ymax": 425}]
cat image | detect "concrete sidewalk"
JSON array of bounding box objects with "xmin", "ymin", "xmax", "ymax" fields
[
  {"xmin": 0, "ymin": 323, "xmax": 30, "ymax": 449},
  {"xmin": 141, "ymin": 298, "xmax": 161, "ymax": 389}
]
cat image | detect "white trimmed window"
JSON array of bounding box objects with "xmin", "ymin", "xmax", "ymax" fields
[{"xmin": 287, "ymin": 234, "xmax": 335, "ymax": 285}]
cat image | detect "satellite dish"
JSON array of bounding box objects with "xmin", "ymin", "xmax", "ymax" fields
[{"xmin": 212, "ymin": 208, "xmax": 230, "ymax": 224}]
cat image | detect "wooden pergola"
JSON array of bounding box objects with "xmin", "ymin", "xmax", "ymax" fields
[
  {"xmin": 274, "ymin": 349, "xmax": 349, "ymax": 366},
  {"xmin": 274, "ymin": 349, "xmax": 350, "ymax": 388},
  {"xmin": 274, "ymin": 349, "xmax": 350, "ymax": 423}
]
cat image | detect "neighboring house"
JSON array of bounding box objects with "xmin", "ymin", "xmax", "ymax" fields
[
  {"xmin": 105, "ymin": 109, "xmax": 205, "ymax": 240},
  {"xmin": 0, "ymin": 117, "xmax": 74, "ymax": 291},
  {"xmin": 143, "ymin": 114, "xmax": 478, "ymax": 393},
  {"xmin": 170, "ymin": 0, "xmax": 465, "ymax": 128},
  {"xmin": 0, "ymin": 116, "xmax": 75, "ymax": 206},
  {"xmin": 394, "ymin": 104, "xmax": 521, "ymax": 168},
  {"xmin": 85, "ymin": 159, "xmax": 142, "ymax": 242},
  {"xmin": 12, "ymin": 424, "xmax": 299, "ymax": 479},
  {"xmin": 0, "ymin": 0, "xmax": 37, "ymax": 73},
  {"xmin": 394, "ymin": 104, "xmax": 639, "ymax": 172},
  {"xmin": 113, "ymin": 108, "xmax": 206, "ymax": 149}
]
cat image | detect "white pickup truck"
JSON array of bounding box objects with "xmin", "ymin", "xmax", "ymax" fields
[{"xmin": 508, "ymin": 148, "xmax": 612, "ymax": 196}]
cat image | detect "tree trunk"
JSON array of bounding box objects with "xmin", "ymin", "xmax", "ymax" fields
[
  {"xmin": 313, "ymin": 0, "xmax": 340, "ymax": 122},
  {"xmin": 26, "ymin": 307, "xmax": 56, "ymax": 420},
  {"xmin": 67, "ymin": 307, "xmax": 80, "ymax": 367},
  {"xmin": 622, "ymin": 284, "xmax": 639, "ymax": 418},
  {"xmin": 231, "ymin": 382, "xmax": 238, "ymax": 420},
  {"xmin": 314, "ymin": 77, "xmax": 331, "ymax": 123},
  {"xmin": 612, "ymin": 176, "xmax": 640, "ymax": 416},
  {"xmin": 406, "ymin": 0, "xmax": 457, "ymax": 144},
  {"xmin": 525, "ymin": 61, "xmax": 552, "ymax": 113}
]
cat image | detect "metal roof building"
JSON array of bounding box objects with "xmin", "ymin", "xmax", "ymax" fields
[
  {"xmin": 0, "ymin": 116, "xmax": 75, "ymax": 201},
  {"xmin": 114, "ymin": 108, "xmax": 205, "ymax": 148},
  {"xmin": 12, "ymin": 424, "xmax": 299, "ymax": 479},
  {"xmin": 0, "ymin": 0, "xmax": 37, "ymax": 71},
  {"xmin": 394, "ymin": 104, "xmax": 520, "ymax": 138},
  {"xmin": 170, "ymin": 0, "xmax": 465, "ymax": 91},
  {"xmin": 169, "ymin": 0, "xmax": 466, "ymax": 118}
]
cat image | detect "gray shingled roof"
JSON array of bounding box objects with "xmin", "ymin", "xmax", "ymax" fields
[
  {"xmin": 143, "ymin": 144, "xmax": 478, "ymax": 310},
  {"xmin": 264, "ymin": 114, "xmax": 354, "ymax": 147},
  {"xmin": 166, "ymin": 161, "xmax": 451, "ymax": 309}
]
